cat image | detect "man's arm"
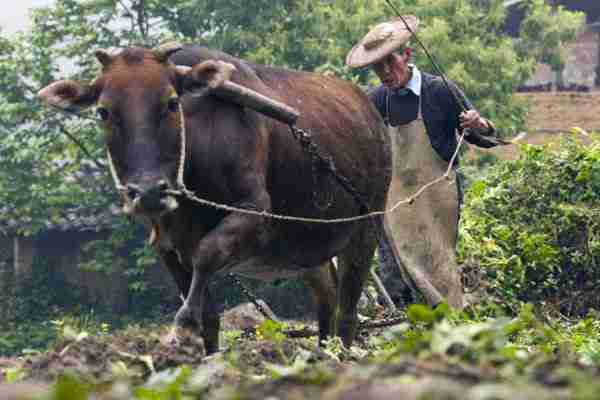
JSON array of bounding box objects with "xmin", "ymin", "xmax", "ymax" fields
[
  {"xmin": 446, "ymin": 80, "xmax": 496, "ymax": 136},
  {"xmin": 444, "ymin": 80, "xmax": 504, "ymax": 148},
  {"xmin": 461, "ymin": 109, "xmax": 495, "ymax": 134}
]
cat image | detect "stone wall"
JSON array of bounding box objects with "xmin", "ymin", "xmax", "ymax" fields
[
  {"xmin": 522, "ymin": 28, "xmax": 600, "ymax": 91},
  {"xmin": 2, "ymin": 230, "xmax": 177, "ymax": 315},
  {"xmin": 563, "ymin": 29, "xmax": 599, "ymax": 89},
  {"xmin": 37, "ymin": 231, "xmax": 132, "ymax": 313}
]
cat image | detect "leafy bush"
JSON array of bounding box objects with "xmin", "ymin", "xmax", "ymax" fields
[{"xmin": 459, "ymin": 134, "xmax": 600, "ymax": 315}]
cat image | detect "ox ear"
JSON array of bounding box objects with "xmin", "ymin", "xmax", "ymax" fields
[
  {"xmin": 95, "ymin": 49, "xmax": 114, "ymax": 68},
  {"xmin": 38, "ymin": 80, "xmax": 99, "ymax": 110},
  {"xmin": 181, "ymin": 60, "xmax": 237, "ymax": 89}
]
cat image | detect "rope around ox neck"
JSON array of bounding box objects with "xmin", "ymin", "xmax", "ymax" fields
[
  {"xmin": 176, "ymin": 103, "xmax": 187, "ymax": 190},
  {"xmin": 167, "ymin": 128, "xmax": 467, "ymax": 224}
]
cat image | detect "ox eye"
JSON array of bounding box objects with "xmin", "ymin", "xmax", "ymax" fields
[
  {"xmin": 97, "ymin": 107, "xmax": 110, "ymax": 121},
  {"xmin": 167, "ymin": 98, "xmax": 180, "ymax": 113}
]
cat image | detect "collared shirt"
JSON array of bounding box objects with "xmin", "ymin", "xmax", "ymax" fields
[
  {"xmin": 389, "ymin": 64, "xmax": 421, "ymax": 98},
  {"xmin": 404, "ymin": 64, "xmax": 422, "ymax": 96},
  {"xmin": 369, "ymin": 70, "xmax": 483, "ymax": 162}
]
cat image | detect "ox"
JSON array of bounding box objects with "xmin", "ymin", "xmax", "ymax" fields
[{"xmin": 38, "ymin": 43, "xmax": 391, "ymax": 354}]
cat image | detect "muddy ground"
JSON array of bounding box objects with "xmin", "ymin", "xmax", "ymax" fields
[
  {"xmin": 2, "ymin": 296, "xmax": 600, "ymax": 400},
  {"xmin": 1, "ymin": 321, "xmax": 597, "ymax": 400}
]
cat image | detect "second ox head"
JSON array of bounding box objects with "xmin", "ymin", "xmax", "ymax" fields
[{"xmin": 38, "ymin": 43, "xmax": 236, "ymax": 218}]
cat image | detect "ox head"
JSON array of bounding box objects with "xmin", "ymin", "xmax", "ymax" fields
[{"xmin": 38, "ymin": 43, "xmax": 237, "ymax": 218}]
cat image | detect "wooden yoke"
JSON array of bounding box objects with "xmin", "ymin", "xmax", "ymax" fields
[
  {"xmin": 213, "ymin": 80, "xmax": 300, "ymax": 125},
  {"xmin": 178, "ymin": 60, "xmax": 301, "ymax": 125}
]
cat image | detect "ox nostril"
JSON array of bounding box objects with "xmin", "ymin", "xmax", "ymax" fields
[
  {"xmin": 122, "ymin": 181, "xmax": 177, "ymax": 215},
  {"xmin": 125, "ymin": 184, "xmax": 142, "ymax": 201}
]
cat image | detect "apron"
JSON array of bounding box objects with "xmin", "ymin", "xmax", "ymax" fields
[{"xmin": 380, "ymin": 94, "xmax": 464, "ymax": 308}]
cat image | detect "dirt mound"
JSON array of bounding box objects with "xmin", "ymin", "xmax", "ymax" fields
[
  {"xmin": 221, "ymin": 300, "xmax": 276, "ymax": 330},
  {"xmin": 23, "ymin": 326, "xmax": 206, "ymax": 382}
]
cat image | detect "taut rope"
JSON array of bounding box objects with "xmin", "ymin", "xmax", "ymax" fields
[{"xmin": 52, "ymin": 101, "xmax": 467, "ymax": 224}]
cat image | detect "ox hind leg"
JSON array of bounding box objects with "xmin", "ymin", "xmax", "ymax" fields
[
  {"xmin": 160, "ymin": 250, "xmax": 220, "ymax": 354},
  {"xmin": 335, "ymin": 224, "xmax": 377, "ymax": 347},
  {"xmin": 302, "ymin": 260, "xmax": 337, "ymax": 344}
]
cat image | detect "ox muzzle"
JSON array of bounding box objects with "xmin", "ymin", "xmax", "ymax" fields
[{"xmin": 122, "ymin": 180, "xmax": 179, "ymax": 217}]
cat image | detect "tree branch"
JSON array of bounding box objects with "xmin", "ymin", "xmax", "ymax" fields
[{"xmin": 58, "ymin": 125, "xmax": 105, "ymax": 170}]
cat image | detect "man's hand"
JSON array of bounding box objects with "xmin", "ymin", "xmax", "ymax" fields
[{"xmin": 460, "ymin": 110, "xmax": 489, "ymax": 131}]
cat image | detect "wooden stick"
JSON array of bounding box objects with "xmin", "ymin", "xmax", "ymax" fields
[
  {"xmin": 371, "ymin": 268, "xmax": 396, "ymax": 311},
  {"xmin": 214, "ymin": 81, "xmax": 301, "ymax": 125}
]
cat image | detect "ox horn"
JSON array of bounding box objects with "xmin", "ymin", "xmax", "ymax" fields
[
  {"xmin": 181, "ymin": 60, "xmax": 300, "ymax": 125},
  {"xmin": 153, "ymin": 41, "xmax": 183, "ymax": 63}
]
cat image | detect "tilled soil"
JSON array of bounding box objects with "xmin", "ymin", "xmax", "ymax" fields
[
  {"xmin": 2, "ymin": 325, "xmax": 598, "ymax": 400},
  {"xmin": 23, "ymin": 326, "xmax": 206, "ymax": 382}
]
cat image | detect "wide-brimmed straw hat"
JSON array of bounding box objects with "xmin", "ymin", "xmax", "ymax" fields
[{"xmin": 346, "ymin": 16, "xmax": 419, "ymax": 69}]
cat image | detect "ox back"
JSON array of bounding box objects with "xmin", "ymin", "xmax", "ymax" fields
[{"xmin": 169, "ymin": 46, "xmax": 391, "ymax": 280}]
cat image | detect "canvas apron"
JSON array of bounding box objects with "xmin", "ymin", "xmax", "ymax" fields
[{"xmin": 381, "ymin": 96, "xmax": 464, "ymax": 308}]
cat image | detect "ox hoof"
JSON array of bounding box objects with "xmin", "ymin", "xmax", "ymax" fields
[
  {"xmin": 174, "ymin": 304, "xmax": 201, "ymax": 330},
  {"xmin": 161, "ymin": 327, "xmax": 181, "ymax": 346}
]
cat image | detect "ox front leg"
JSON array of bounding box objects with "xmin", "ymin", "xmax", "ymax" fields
[
  {"xmin": 161, "ymin": 250, "xmax": 220, "ymax": 353},
  {"xmin": 173, "ymin": 267, "xmax": 210, "ymax": 335},
  {"xmin": 175, "ymin": 193, "xmax": 270, "ymax": 354},
  {"xmin": 174, "ymin": 282, "xmax": 220, "ymax": 354}
]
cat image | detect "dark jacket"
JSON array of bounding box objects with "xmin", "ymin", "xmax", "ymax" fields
[{"xmin": 369, "ymin": 71, "xmax": 499, "ymax": 162}]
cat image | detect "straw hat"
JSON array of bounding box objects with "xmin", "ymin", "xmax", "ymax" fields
[{"xmin": 346, "ymin": 16, "xmax": 419, "ymax": 69}]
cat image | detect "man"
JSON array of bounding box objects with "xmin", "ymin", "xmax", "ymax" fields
[{"xmin": 346, "ymin": 16, "xmax": 502, "ymax": 308}]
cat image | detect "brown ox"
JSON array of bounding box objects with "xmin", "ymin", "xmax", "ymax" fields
[{"xmin": 38, "ymin": 44, "xmax": 391, "ymax": 354}]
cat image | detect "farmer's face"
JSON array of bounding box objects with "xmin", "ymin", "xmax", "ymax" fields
[{"xmin": 373, "ymin": 49, "xmax": 412, "ymax": 89}]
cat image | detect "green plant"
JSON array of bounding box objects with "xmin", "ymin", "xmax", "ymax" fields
[
  {"xmin": 51, "ymin": 313, "xmax": 110, "ymax": 341},
  {"xmin": 459, "ymin": 135, "xmax": 600, "ymax": 315}
]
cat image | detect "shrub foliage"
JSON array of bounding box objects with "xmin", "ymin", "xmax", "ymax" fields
[{"xmin": 460, "ymin": 134, "xmax": 600, "ymax": 315}]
